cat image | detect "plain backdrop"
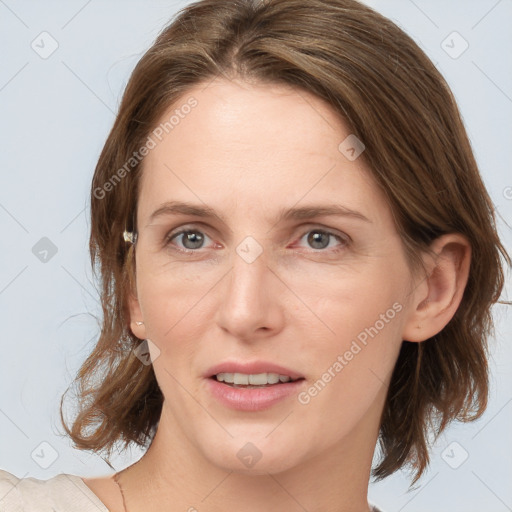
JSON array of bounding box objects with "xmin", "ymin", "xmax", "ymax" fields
[{"xmin": 0, "ymin": 1, "xmax": 511, "ymax": 511}]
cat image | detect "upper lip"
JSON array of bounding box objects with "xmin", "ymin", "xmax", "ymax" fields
[{"xmin": 205, "ymin": 361, "xmax": 304, "ymax": 380}]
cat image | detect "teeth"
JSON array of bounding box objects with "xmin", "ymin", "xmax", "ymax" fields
[
  {"xmin": 235, "ymin": 373, "xmax": 249, "ymax": 385},
  {"xmin": 215, "ymin": 372, "xmax": 294, "ymax": 385}
]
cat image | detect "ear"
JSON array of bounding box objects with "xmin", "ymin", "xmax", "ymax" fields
[
  {"xmin": 402, "ymin": 233, "xmax": 471, "ymax": 342},
  {"xmin": 128, "ymin": 292, "xmax": 147, "ymax": 340},
  {"xmin": 126, "ymin": 254, "xmax": 147, "ymax": 340}
]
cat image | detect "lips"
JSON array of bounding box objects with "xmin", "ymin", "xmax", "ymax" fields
[{"xmin": 204, "ymin": 360, "xmax": 306, "ymax": 411}]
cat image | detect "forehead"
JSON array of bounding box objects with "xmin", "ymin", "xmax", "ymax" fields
[
  {"xmin": 137, "ymin": 78, "xmax": 389, "ymax": 227},
  {"xmin": 145, "ymin": 77, "xmax": 349, "ymax": 167}
]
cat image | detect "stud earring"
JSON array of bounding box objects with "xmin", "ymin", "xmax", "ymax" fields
[
  {"xmin": 135, "ymin": 321, "xmax": 144, "ymax": 326},
  {"xmin": 123, "ymin": 230, "xmax": 138, "ymax": 244}
]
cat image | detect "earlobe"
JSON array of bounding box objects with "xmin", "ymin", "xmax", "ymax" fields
[
  {"xmin": 125, "ymin": 252, "xmax": 146, "ymax": 339},
  {"xmin": 128, "ymin": 290, "xmax": 146, "ymax": 340},
  {"xmin": 402, "ymin": 233, "xmax": 471, "ymax": 342}
]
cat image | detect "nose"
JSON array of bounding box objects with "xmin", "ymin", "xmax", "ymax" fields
[{"xmin": 215, "ymin": 245, "xmax": 285, "ymax": 342}]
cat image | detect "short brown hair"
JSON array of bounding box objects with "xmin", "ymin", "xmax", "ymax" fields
[{"xmin": 60, "ymin": 0, "xmax": 510, "ymax": 483}]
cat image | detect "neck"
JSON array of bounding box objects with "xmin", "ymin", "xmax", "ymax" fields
[{"xmin": 116, "ymin": 402, "xmax": 380, "ymax": 512}]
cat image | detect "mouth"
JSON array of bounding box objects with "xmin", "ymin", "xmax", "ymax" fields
[
  {"xmin": 210, "ymin": 372, "xmax": 305, "ymax": 389},
  {"xmin": 206, "ymin": 370, "xmax": 306, "ymax": 411},
  {"xmin": 204, "ymin": 361, "xmax": 306, "ymax": 410}
]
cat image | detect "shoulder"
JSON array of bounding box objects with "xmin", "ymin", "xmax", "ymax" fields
[{"xmin": 0, "ymin": 469, "xmax": 109, "ymax": 512}]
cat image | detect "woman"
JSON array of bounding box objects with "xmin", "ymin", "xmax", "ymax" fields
[{"xmin": 0, "ymin": 0, "xmax": 508, "ymax": 511}]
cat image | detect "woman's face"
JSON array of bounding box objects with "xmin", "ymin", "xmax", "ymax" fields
[{"xmin": 129, "ymin": 77, "xmax": 420, "ymax": 474}]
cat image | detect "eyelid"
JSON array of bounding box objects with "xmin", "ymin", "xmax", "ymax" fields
[{"xmin": 296, "ymin": 223, "xmax": 351, "ymax": 241}]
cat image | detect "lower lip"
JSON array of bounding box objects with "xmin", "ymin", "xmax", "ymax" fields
[{"xmin": 206, "ymin": 377, "xmax": 305, "ymax": 411}]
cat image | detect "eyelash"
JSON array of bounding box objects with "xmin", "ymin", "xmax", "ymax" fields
[{"xmin": 163, "ymin": 225, "xmax": 350, "ymax": 255}]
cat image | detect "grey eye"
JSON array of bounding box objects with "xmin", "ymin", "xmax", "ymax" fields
[
  {"xmin": 177, "ymin": 231, "xmax": 205, "ymax": 250},
  {"xmin": 306, "ymin": 230, "xmax": 332, "ymax": 249}
]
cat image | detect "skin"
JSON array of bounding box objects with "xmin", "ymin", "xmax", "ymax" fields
[{"xmin": 83, "ymin": 77, "xmax": 470, "ymax": 512}]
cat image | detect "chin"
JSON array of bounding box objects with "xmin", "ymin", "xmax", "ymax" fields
[{"xmin": 199, "ymin": 435, "xmax": 306, "ymax": 476}]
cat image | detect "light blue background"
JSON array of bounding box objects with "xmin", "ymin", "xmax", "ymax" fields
[{"xmin": 0, "ymin": 1, "xmax": 511, "ymax": 511}]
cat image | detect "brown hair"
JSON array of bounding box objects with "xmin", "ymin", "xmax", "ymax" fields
[{"xmin": 60, "ymin": 0, "xmax": 510, "ymax": 483}]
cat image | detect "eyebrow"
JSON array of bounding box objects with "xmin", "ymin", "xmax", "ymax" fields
[{"xmin": 146, "ymin": 200, "xmax": 371, "ymax": 226}]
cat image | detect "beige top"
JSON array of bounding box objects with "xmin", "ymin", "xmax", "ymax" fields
[
  {"xmin": 0, "ymin": 470, "xmax": 109, "ymax": 512},
  {"xmin": 0, "ymin": 469, "xmax": 384, "ymax": 511}
]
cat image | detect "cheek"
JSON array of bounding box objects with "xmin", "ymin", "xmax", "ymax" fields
[
  {"xmin": 295, "ymin": 293, "xmax": 404, "ymax": 443},
  {"xmin": 135, "ymin": 260, "xmax": 217, "ymax": 356},
  {"xmin": 296, "ymin": 265, "xmax": 406, "ymax": 343},
  {"xmin": 291, "ymin": 262, "xmax": 408, "ymax": 406}
]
